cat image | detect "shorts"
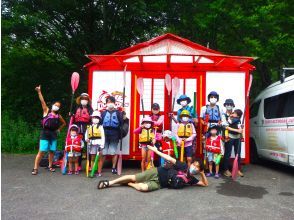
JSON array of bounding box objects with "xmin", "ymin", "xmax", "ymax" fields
[
  {"xmin": 139, "ymin": 144, "xmax": 150, "ymax": 151},
  {"xmin": 39, "ymin": 139, "xmax": 57, "ymax": 152},
  {"xmin": 135, "ymin": 168, "xmax": 161, "ymax": 192},
  {"xmin": 67, "ymin": 152, "xmax": 81, "ymax": 157},
  {"xmin": 89, "ymin": 144, "xmax": 102, "ymax": 155},
  {"xmin": 178, "ymin": 145, "xmax": 193, "ymax": 158},
  {"xmin": 207, "ymin": 152, "xmax": 218, "ymax": 162},
  {"xmin": 103, "ymin": 139, "xmax": 119, "ymax": 155}
]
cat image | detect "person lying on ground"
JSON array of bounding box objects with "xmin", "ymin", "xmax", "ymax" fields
[{"xmin": 97, "ymin": 145, "xmax": 208, "ymax": 192}]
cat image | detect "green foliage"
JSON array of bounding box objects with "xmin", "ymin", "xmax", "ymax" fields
[
  {"xmin": 1, "ymin": 0, "xmax": 293, "ymax": 152},
  {"xmin": 1, "ymin": 111, "xmax": 66, "ymax": 153}
]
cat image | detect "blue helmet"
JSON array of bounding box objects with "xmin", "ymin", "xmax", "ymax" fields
[
  {"xmin": 177, "ymin": 94, "xmax": 191, "ymax": 105},
  {"xmin": 207, "ymin": 91, "xmax": 219, "ymax": 101},
  {"xmin": 223, "ymin": 99, "xmax": 235, "ymax": 107}
]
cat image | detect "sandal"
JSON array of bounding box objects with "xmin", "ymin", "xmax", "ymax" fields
[
  {"xmin": 97, "ymin": 180, "xmax": 110, "ymax": 189},
  {"xmin": 48, "ymin": 167, "xmax": 56, "ymax": 172},
  {"xmin": 32, "ymin": 169, "xmax": 38, "ymax": 175}
]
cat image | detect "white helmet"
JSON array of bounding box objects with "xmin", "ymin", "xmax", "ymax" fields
[
  {"xmin": 91, "ymin": 111, "xmax": 101, "ymax": 118},
  {"xmin": 162, "ymin": 130, "xmax": 172, "ymax": 139}
]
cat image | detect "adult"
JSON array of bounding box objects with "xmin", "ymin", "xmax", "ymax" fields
[
  {"xmin": 221, "ymin": 99, "xmax": 235, "ymax": 126},
  {"xmin": 32, "ymin": 85, "xmax": 66, "ymax": 175},
  {"xmin": 175, "ymin": 94, "xmax": 198, "ymax": 126},
  {"xmin": 100, "ymin": 96, "xmax": 123, "ymax": 174},
  {"xmin": 97, "ymin": 145, "xmax": 208, "ymax": 192},
  {"xmin": 72, "ymin": 93, "xmax": 93, "ymax": 170},
  {"xmin": 200, "ymin": 91, "xmax": 223, "ymax": 131}
]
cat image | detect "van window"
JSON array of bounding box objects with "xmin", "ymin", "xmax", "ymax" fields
[
  {"xmin": 264, "ymin": 91, "xmax": 294, "ymax": 119},
  {"xmin": 250, "ymin": 100, "xmax": 261, "ymax": 119}
]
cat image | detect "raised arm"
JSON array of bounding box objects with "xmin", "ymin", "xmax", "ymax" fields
[
  {"xmin": 147, "ymin": 145, "xmax": 177, "ymax": 164},
  {"xmin": 35, "ymin": 85, "xmax": 49, "ymax": 114}
]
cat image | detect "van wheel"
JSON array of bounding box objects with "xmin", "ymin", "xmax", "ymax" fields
[{"xmin": 250, "ymin": 139, "xmax": 259, "ymax": 164}]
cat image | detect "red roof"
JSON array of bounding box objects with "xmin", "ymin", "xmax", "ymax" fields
[{"xmin": 85, "ymin": 33, "xmax": 255, "ymax": 70}]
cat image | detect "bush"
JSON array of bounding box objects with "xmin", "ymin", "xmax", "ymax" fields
[{"xmin": 1, "ymin": 111, "xmax": 66, "ymax": 153}]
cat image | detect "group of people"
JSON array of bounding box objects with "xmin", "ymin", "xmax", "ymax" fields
[{"xmin": 32, "ymin": 85, "xmax": 244, "ymax": 192}]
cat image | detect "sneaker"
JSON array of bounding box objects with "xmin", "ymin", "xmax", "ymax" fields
[
  {"xmin": 78, "ymin": 166, "xmax": 82, "ymax": 171},
  {"xmin": 67, "ymin": 171, "xmax": 73, "ymax": 175},
  {"xmin": 75, "ymin": 171, "xmax": 79, "ymax": 175},
  {"xmin": 206, "ymin": 173, "xmax": 213, "ymax": 177},
  {"xmin": 224, "ymin": 170, "xmax": 232, "ymax": 177},
  {"xmin": 96, "ymin": 173, "xmax": 102, "ymax": 177},
  {"xmin": 214, "ymin": 174, "xmax": 220, "ymax": 179},
  {"xmin": 238, "ymin": 171, "xmax": 244, "ymax": 177},
  {"xmin": 112, "ymin": 168, "xmax": 117, "ymax": 174}
]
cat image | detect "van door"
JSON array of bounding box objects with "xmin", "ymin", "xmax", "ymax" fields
[
  {"xmin": 285, "ymin": 91, "xmax": 294, "ymax": 166},
  {"xmin": 250, "ymin": 100, "xmax": 261, "ymax": 149},
  {"xmin": 260, "ymin": 92, "xmax": 289, "ymax": 164}
]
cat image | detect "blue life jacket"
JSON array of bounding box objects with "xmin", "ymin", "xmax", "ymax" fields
[
  {"xmin": 102, "ymin": 110, "xmax": 120, "ymax": 128},
  {"xmin": 205, "ymin": 105, "xmax": 221, "ymax": 123}
]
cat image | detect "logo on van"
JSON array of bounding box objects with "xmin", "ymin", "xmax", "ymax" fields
[{"xmin": 97, "ymin": 90, "xmax": 129, "ymax": 110}]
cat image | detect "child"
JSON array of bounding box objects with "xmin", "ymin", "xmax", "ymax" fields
[
  {"xmin": 134, "ymin": 117, "xmax": 156, "ymax": 172},
  {"xmin": 175, "ymin": 110, "xmax": 196, "ymax": 167},
  {"xmin": 205, "ymin": 124, "xmax": 224, "ymax": 179},
  {"xmin": 176, "ymin": 94, "xmax": 198, "ymax": 125},
  {"xmin": 223, "ymin": 109, "xmax": 244, "ymax": 177},
  {"xmin": 85, "ymin": 111, "xmax": 105, "ymax": 177},
  {"xmin": 65, "ymin": 125, "xmax": 83, "ymax": 175},
  {"xmin": 160, "ymin": 130, "xmax": 174, "ymax": 157}
]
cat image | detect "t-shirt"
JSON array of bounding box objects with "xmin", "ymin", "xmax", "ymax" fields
[{"xmin": 157, "ymin": 160, "xmax": 199, "ymax": 188}]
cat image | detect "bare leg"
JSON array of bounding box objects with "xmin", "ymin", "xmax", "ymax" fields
[
  {"xmin": 33, "ymin": 151, "xmax": 45, "ymax": 170},
  {"xmin": 141, "ymin": 149, "xmax": 147, "ymax": 172},
  {"xmin": 100, "ymin": 155, "xmax": 105, "ymax": 171},
  {"xmin": 48, "ymin": 151, "xmax": 54, "ymax": 168},
  {"xmin": 112, "ymin": 155, "xmax": 118, "ymax": 169},
  {"xmin": 209, "ymin": 162, "xmax": 213, "ymax": 173},
  {"xmin": 127, "ymin": 182, "xmax": 148, "ymax": 192},
  {"xmin": 91, "ymin": 154, "xmax": 95, "ymax": 168},
  {"xmin": 109, "ymin": 175, "xmax": 136, "ymax": 186},
  {"xmin": 98, "ymin": 152, "xmax": 103, "ymax": 174},
  {"xmin": 147, "ymin": 150, "xmax": 151, "ymax": 167},
  {"xmin": 215, "ymin": 164, "xmax": 219, "ymax": 175},
  {"xmin": 74, "ymin": 157, "xmax": 78, "ymax": 172},
  {"xmin": 68, "ymin": 158, "xmax": 73, "ymax": 171}
]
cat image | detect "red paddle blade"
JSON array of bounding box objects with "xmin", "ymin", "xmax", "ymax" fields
[
  {"xmin": 165, "ymin": 74, "xmax": 172, "ymax": 95},
  {"xmin": 117, "ymin": 154, "xmax": 122, "ymax": 175},
  {"xmin": 136, "ymin": 77, "xmax": 144, "ymax": 97},
  {"xmin": 172, "ymin": 77, "xmax": 180, "ymax": 98},
  {"xmin": 231, "ymin": 155, "xmax": 239, "ymax": 180},
  {"xmin": 71, "ymin": 72, "xmax": 80, "ymax": 93}
]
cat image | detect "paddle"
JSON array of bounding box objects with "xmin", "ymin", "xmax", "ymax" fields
[
  {"xmin": 62, "ymin": 72, "xmax": 80, "ymax": 175},
  {"xmin": 117, "ymin": 65, "xmax": 127, "ymax": 175},
  {"xmin": 232, "ymin": 74, "xmax": 253, "ymax": 180},
  {"xmin": 90, "ymin": 152, "xmax": 100, "ymax": 178},
  {"xmin": 136, "ymin": 77, "xmax": 145, "ymax": 117},
  {"xmin": 171, "ymin": 77, "xmax": 180, "ymax": 124},
  {"xmin": 165, "ymin": 74, "xmax": 172, "ymax": 129}
]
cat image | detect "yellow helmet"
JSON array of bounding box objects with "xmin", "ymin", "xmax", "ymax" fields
[{"xmin": 180, "ymin": 110, "xmax": 191, "ymax": 117}]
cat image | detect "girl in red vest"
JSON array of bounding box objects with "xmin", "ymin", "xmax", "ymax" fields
[
  {"xmin": 65, "ymin": 125, "xmax": 83, "ymax": 175},
  {"xmin": 205, "ymin": 124, "xmax": 224, "ymax": 179}
]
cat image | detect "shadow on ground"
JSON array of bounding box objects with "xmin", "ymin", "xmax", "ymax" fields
[{"xmin": 216, "ymin": 179, "xmax": 268, "ymax": 199}]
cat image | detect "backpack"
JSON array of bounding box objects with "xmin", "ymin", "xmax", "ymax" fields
[
  {"xmin": 205, "ymin": 105, "xmax": 221, "ymax": 123},
  {"xmin": 39, "ymin": 150, "xmax": 64, "ymax": 167},
  {"xmin": 121, "ymin": 117, "xmax": 129, "ymax": 138},
  {"xmin": 41, "ymin": 113, "xmax": 60, "ymax": 130},
  {"xmin": 102, "ymin": 110, "xmax": 120, "ymax": 128},
  {"xmin": 168, "ymin": 170, "xmax": 189, "ymax": 189}
]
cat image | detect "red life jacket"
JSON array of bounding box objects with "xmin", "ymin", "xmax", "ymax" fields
[
  {"xmin": 161, "ymin": 140, "xmax": 174, "ymax": 155},
  {"xmin": 65, "ymin": 136, "xmax": 82, "ymax": 152},
  {"xmin": 206, "ymin": 136, "xmax": 222, "ymax": 154},
  {"xmin": 150, "ymin": 114, "xmax": 163, "ymax": 132},
  {"xmin": 74, "ymin": 107, "xmax": 90, "ymax": 123}
]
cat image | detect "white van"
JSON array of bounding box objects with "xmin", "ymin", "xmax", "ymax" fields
[{"xmin": 250, "ymin": 68, "xmax": 294, "ymax": 166}]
